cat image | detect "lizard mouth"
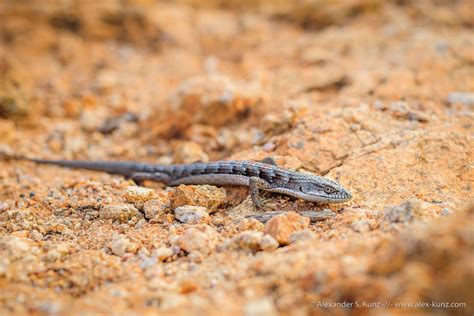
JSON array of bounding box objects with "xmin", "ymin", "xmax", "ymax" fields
[
  {"xmin": 304, "ymin": 190, "xmax": 353, "ymax": 203},
  {"xmin": 268, "ymin": 187, "xmax": 352, "ymax": 203},
  {"xmin": 309, "ymin": 194, "xmax": 352, "ymax": 203},
  {"xmin": 332, "ymin": 190, "xmax": 353, "ymax": 202}
]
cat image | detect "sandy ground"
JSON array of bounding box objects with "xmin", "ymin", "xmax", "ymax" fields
[{"xmin": 0, "ymin": 1, "xmax": 473, "ymax": 315}]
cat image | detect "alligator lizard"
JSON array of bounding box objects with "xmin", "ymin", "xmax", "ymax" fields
[{"xmin": 5, "ymin": 156, "xmax": 352, "ymax": 207}]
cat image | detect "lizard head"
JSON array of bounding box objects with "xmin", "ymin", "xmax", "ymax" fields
[
  {"xmin": 270, "ymin": 173, "xmax": 352, "ymax": 203},
  {"xmin": 297, "ymin": 175, "xmax": 352, "ymax": 203}
]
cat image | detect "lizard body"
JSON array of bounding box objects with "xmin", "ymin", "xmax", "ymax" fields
[{"xmin": 8, "ymin": 157, "xmax": 352, "ymax": 207}]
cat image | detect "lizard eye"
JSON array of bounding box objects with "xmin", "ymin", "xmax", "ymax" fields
[{"xmin": 324, "ymin": 187, "xmax": 335, "ymax": 194}]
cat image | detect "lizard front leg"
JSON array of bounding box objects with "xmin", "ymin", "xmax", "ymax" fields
[{"xmin": 248, "ymin": 177, "xmax": 272, "ymax": 210}]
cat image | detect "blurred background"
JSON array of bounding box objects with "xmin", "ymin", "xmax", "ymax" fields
[{"xmin": 1, "ymin": 0, "xmax": 472, "ymax": 162}]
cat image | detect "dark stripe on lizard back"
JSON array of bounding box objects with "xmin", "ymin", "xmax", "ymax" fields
[{"xmin": 149, "ymin": 161, "xmax": 291, "ymax": 186}]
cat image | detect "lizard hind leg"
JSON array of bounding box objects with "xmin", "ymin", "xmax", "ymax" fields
[{"xmin": 129, "ymin": 172, "xmax": 170, "ymax": 186}]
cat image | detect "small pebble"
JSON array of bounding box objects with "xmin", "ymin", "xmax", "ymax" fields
[
  {"xmin": 231, "ymin": 231, "xmax": 263, "ymax": 251},
  {"xmin": 350, "ymin": 220, "xmax": 372, "ymax": 233},
  {"xmin": 123, "ymin": 186, "xmax": 156, "ymax": 203},
  {"xmin": 143, "ymin": 198, "xmax": 170, "ymax": 220},
  {"xmin": 259, "ymin": 234, "xmax": 279, "ymax": 251},
  {"xmin": 263, "ymin": 212, "xmax": 310, "ymax": 246},
  {"xmin": 29, "ymin": 230, "xmax": 44, "ymax": 241},
  {"xmin": 174, "ymin": 206, "xmax": 210, "ymax": 224},
  {"xmin": 237, "ymin": 218, "xmax": 264, "ymax": 232},
  {"xmin": 154, "ymin": 246, "xmax": 174, "ymax": 261},
  {"xmin": 289, "ymin": 229, "xmax": 316, "ymax": 243},
  {"xmin": 177, "ymin": 225, "xmax": 218, "ymax": 255},
  {"xmin": 111, "ymin": 236, "xmax": 130, "ymax": 257},
  {"xmin": 100, "ymin": 204, "xmax": 141, "ymax": 223},
  {"xmin": 170, "ymin": 185, "xmax": 226, "ymax": 211}
]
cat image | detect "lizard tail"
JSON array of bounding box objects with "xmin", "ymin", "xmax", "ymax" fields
[{"xmin": 1, "ymin": 152, "xmax": 150, "ymax": 176}]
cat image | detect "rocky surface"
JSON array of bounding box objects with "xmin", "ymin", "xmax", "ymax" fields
[
  {"xmin": 263, "ymin": 212, "xmax": 310, "ymax": 246},
  {"xmin": 0, "ymin": 0, "xmax": 473, "ymax": 315}
]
